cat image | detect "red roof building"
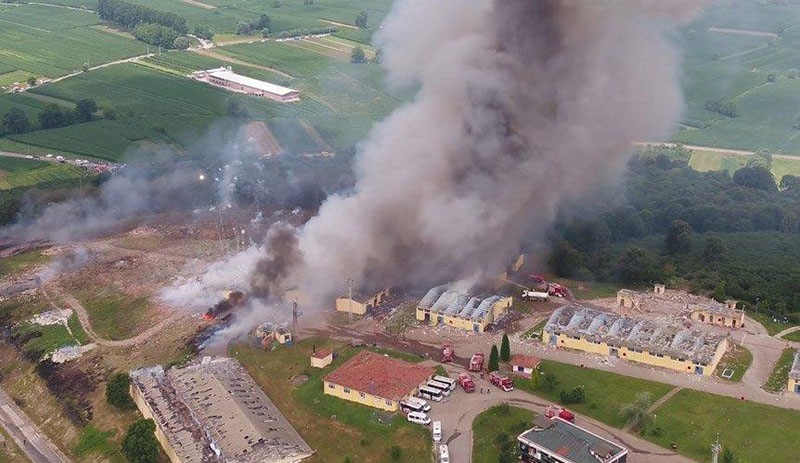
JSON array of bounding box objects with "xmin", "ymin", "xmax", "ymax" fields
[
  {"xmin": 511, "ymin": 354, "xmax": 541, "ymax": 378},
  {"xmin": 311, "ymin": 348, "xmax": 333, "ymax": 369},
  {"xmin": 323, "ymin": 351, "xmax": 434, "ymax": 411}
]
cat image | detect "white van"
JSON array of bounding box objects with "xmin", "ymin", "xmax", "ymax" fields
[
  {"xmin": 407, "ymin": 411, "xmax": 431, "ymax": 425},
  {"xmin": 418, "ymin": 386, "xmax": 443, "ymax": 402},
  {"xmin": 403, "ymin": 397, "xmax": 431, "ymax": 412},
  {"xmin": 400, "ymin": 399, "xmax": 427, "ymax": 414},
  {"xmin": 439, "ymin": 444, "xmax": 450, "ymax": 463},
  {"xmin": 433, "ymin": 375, "xmax": 457, "ymax": 392},
  {"xmin": 427, "ymin": 380, "xmax": 452, "ymax": 396},
  {"xmin": 432, "ymin": 421, "xmax": 442, "ymax": 443}
]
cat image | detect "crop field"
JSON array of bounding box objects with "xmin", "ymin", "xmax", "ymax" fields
[
  {"xmin": 687, "ymin": 149, "xmax": 800, "ymax": 181},
  {"xmin": 0, "ymin": 157, "xmax": 88, "ymax": 190},
  {"xmin": 672, "ymin": 1, "xmax": 800, "ymax": 154},
  {"xmin": 0, "ymin": 4, "xmax": 146, "ymax": 79}
]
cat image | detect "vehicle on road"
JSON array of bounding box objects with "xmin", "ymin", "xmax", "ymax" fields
[
  {"xmin": 418, "ymin": 386, "xmax": 443, "ymax": 402},
  {"xmin": 522, "ymin": 289, "xmax": 549, "ymax": 302},
  {"xmin": 458, "ymin": 372, "xmax": 475, "ymax": 392},
  {"xmin": 402, "ymin": 396, "xmax": 431, "ymax": 412},
  {"xmin": 438, "ymin": 444, "xmax": 450, "ymax": 463},
  {"xmin": 545, "ymin": 405, "xmax": 575, "ymax": 423},
  {"xmin": 407, "ymin": 411, "xmax": 431, "ymax": 425},
  {"xmin": 489, "ymin": 371, "xmax": 514, "ymax": 392},
  {"xmin": 469, "ymin": 352, "xmax": 485, "ymax": 372},
  {"xmin": 427, "ymin": 380, "xmax": 452, "ymax": 396},
  {"xmin": 441, "ymin": 344, "xmax": 454, "ymax": 362},
  {"xmin": 433, "ymin": 375, "xmax": 457, "ymax": 392},
  {"xmin": 432, "ymin": 420, "xmax": 442, "ymax": 442},
  {"xmin": 400, "ymin": 399, "xmax": 428, "ymax": 414}
]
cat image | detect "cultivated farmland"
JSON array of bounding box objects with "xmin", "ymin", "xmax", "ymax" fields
[
  {"xmin": 0, "ymin": 3, "xmax": 146, "ymax": 79},
  {"xmin": 0, "ymin": 157, "xmax": 87, "ymax": 190}
]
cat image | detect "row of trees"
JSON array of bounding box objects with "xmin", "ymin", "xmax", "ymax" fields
[
  {"xmin": 133, "ymin": 23, "xmax": 187, "ymax": 49},
  {"xmin": 97, "ymin": 0, "xmax": 187, "ymax": 34},
  {"xmin": 275, "ymin": 26, "xmax": 338, "ymax": 39},
  {"xmin": 547, "ymin": 149, "xmax": 800, "ymax": 319},
  {"xmin": 1, "ymin": 100, "xmax": 107, "ymax": 135},
  {"xmin": 235, "ymin": 14, "xmax": 272, "ymax": 36}
]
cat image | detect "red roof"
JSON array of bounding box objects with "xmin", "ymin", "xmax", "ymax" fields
[
  {"xmin": 511, "ymin": 354, "xmax": 541, "ymax": 369},
  {"xmin": 312, "ymin": 348, "xmax": 332, "ymax": 359},
  {"xmin": 324, "ymin": 351, "xmax": 434, "ymax": 400}
]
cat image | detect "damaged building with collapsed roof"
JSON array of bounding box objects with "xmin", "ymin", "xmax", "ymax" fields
[
  {"xmin": 416, "ymin": 285, "xmax": 512, "ymax": 333},
  {"xmin": 335, "ymin": 288, "xmax": 391, "ymax": 315},
  {"xmin": 543, "ymin": 305, "xmax": 728, "ymax": 376},
  {"xmin": 129, "ymin": 357, "xmax": 313, "ymax": 463}
]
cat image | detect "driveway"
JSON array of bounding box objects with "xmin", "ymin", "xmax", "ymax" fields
[{"xmin": 424, "ymin": 363, "xmax": 693, "ymax": 463}]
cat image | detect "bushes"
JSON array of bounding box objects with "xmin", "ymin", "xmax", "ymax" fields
[
  {"xmin": 106, "ymin": 372, "xmax": 136, "ymax": 410},
  {"xmin": 559, "ymin": 385, "xmax": 586, "ymax": 405},
  {"xmin": 122, "ymin": 419, "xmax": 159, "ymax": 463},
  {"xmin": 704, "ymin": 99, "xmax": 738, "ymax": 117}
]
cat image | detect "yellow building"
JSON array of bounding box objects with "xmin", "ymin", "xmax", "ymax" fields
[
  {"xmin": 335, "ymin": 288, "xmax": 391, "ymax": 315},
  {"xmin": 416, "ymin": 285, "xmax": 512, "ymax": 333},
  {"xmin": 323, "ymin": 351, "xmax": 434, "ymax": 412},
  {"xmin": 311, "ymin": 348, "xmax": 333, "ymax": 369},
  {"xmin": 689, "ymin": 300, "xmax": 744, "ymax": 329},
  {"xmin": 544, "ymin": 305, "xmax": 728, "ymax": 376},
  {"xmin": 788, "ymin": 351, "xmax": 800, "ymax": 394}
]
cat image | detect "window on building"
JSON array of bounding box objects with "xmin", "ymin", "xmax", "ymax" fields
[
  {"xmin": 327, "ymin": 383, "xmax": 335, "ymax": 389},
  {"xmin": 343, "ymin": 387, "xmax": 350, "ymax": 394},
  {"xmin": 386, "ymin": 400, "xmax": 393, "ymax": 406},
  {"xmin": 360, "ymin": 392, "xmax": 366, "ymax": 399}
]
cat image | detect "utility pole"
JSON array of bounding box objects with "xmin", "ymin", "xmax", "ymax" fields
[
  {"xmin": 711, "ymin": 434, "xmax": 721, "ymax": 463},
  {"xmin": 347, "ymin": 277, "xmax": 354, "ymax": 323}
]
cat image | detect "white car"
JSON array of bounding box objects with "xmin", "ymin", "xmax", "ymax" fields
[
  {"xmin": 406, "ymin": 411, "xmax": 431, "ymax": 425},
  {"xmin": 432, "ymin": 420, "xmax": 442, "ymax": 443}
]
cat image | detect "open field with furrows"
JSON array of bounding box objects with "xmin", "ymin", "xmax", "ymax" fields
[
  {"xmin": 672, "ymin": 1, "xmax": 800, "ymax": 153},
  {"xmin": 38, "ymin": 0, "xmax": 393, "ymax": 44},
  {"xmin": 232, "ymin": 339, "xmax": 433, "ymax": 463},
  {"xmin": 645, "ymin": 389, "xmax": 800, "ymax": 463},
  {"xmin": 0, "ymin": 157, "xmax": 88, "ymax": 190},
  {"xmin": 0, "ymin": 4, "xmax": 146, "ymax": 79}
]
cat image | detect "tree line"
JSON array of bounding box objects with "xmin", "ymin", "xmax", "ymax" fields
[
  {"xmin": 2, "ymin": 99, "xmax": 113, "ymax": 135},
  {"xmin": 547, "ymin": 146, "xmax": 800, "ymax": 320},
  {"xmin": 97, "ymin": 0, "xmax": 188, "ymax": 48}
]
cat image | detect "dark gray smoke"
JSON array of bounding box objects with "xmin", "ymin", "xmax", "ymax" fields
[
  {"xmin": 168, "ymin": 0, "xmax": 711, "ymax": 312},
  {"xmin": 249, "ymin": 224, "xmax": 301, "ymax": 300}
]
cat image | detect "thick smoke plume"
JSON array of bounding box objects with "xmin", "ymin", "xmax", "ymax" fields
[
  {"xmin": 249, "ymin": 225, "xmax": 301, "ymax": 300},
  {"xmin": 274, "ymin": 0, "xmax": 710, "ymax": 305},
  {"xmin": 169, "ymin": 0, "xmax": 711, "ymax": 316}
]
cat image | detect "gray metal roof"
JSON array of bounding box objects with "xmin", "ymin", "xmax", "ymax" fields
[{"xmin": 518, "ymin": 419, "xmax": 626, "ymax": 463}]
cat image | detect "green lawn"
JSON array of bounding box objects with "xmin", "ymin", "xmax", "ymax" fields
[
  {"xmin": 518, "ymin": 360, "xmax": 674, "ymax": 428},
  {"xmin": 472, "ymin": 404, "xmax": 533, "ymax": 463},
  {"xmin": 646, "ymin": 389, "xmax": 800, "ymax": 463},
  {"xmin": 749, "ymin": 310, "xmax": 793, "ymax": 336},
  {"xmin": 781, "ymin": 330, "xmax": 800, "ymax": 342},
  {"xmin": 764, "ymin": 348, "xmax": 796, "ymax": 393},
  {"xmin": 232, "ymin": 339, "xmax": 432, "ymax": 463},
  {"xmin": 74, "ymin": 285, "xmax": 150, "ymax": 340},
  {"xmin": 0, "ymin": 250, "xmax": 50, "ymax": 278},
  {"xmin": 714, "ymin": 343, "xmax": 753, "ymax": 382},
  {"xmin": 73, "ymin": 424, "xmax": 124, "ymax": 462},
  {"xmin": 0, "ymin": 162, "xmax": 88, "ymax": 190},
  {"xmin": 550, "ymin": 278, "xmax": 623, "ymax": 300}
]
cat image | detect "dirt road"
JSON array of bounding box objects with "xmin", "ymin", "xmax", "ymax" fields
[
  {"xmin": 44, "ymin": 285, "xmax": 188, "ymax": 348},
  {"xmin": 0, "ymin": 387, "xmax": 71, "ymax": 463},
  {"xmin": 635, "ymin": 141, "xmax": 800, "ymax": 160}
]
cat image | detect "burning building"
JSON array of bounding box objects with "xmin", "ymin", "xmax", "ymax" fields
[{"xmin": 416, "ymin": 285, "xmax": 512, "ymax": 333}]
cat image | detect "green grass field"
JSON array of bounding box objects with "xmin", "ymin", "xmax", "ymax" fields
[
  {"xmin": 781, "ymin": 330, "xmax": 800, "ymax": 342},
  {"xmin": 73, "ymin": 285, "xmax": 150, "ymax": 340},
  {"xmin": 646, "ymin": 389, "xmax": 800, "ymax": 463},
  {"xmin": 0, "ymin": 250, "xmax": 51, "ymax": 278},
  {"xmin": 714, "ymin": 344, "xmax": 752, "ymax": 382},
  {"xmin": 472, "ymin": 404, "xmax": 533, "ymax": 463},
  {"xmin": 764, "ymin": 348, "xmax": 796, "ymax": 392},
  {"xmin": 0, "ymin": 157, "xmax": 88, "ymax": 190},
  {"xmin": 518, "ymin": 360, "xmax": 674, "ymax": 428},
  {"xmin": 232, "ymin": 339, "xmax": 433, "ymax": 463},
  {"xmin": 0, "ymin": 4, "xmax": 146, "ymax": 79}
]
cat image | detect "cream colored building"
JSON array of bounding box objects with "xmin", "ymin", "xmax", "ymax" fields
[
  {"xmin": 689, "ymin": 300, "xmax": 744, "ymax": 329},
  {"xmin": 416, "ymin": 285, "xmax": 512, "ymax": 333},
  {"xmin": 311, "ymin": 348, "xmax": 333, "ymax": 369},
  {"xmin": 788, "ymin": 351, "xmax": 800, "ymax": 394},
  {"xmin": 544, "ymin": 305, "xmax": 728, "ymax": 376},
  {"xmin": 335, "ymin": 288, "xmax": 391, "ymax": 315},
  {"xmin": 323, "ymin": 351, "xmax": 433, "ymax": 412}
]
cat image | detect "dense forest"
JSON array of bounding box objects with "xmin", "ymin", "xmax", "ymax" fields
[{"xmin": 548, "ymin": 146, "xmax": 800, "ymax": 321}]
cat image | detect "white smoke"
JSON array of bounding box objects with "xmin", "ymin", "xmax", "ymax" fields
[{"xmin": 168, "ymin": 0, "xmax": 711, "ymax": 315}]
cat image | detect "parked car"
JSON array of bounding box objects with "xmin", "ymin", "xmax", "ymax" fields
[
  {"xmin": 432, "ymin": 420, "xmax": 442, "ymax": 442},
  {"xmin": 439, "ymin": 444, "xmax": 450, "ymax": 463},
  {"xmin": 407, "ymin": 411, "xmax": 431, "ymax": 425}
]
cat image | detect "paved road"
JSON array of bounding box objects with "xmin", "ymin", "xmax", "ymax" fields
[
  {"xmin": 774, "ymin": 325, "xmax": 800, "ymax": 339},
  {"xmin": 0, "ymin": 387, "xmax": 70, "ymax": 463},
  {"xmin": 429, "ymin": 363, "xmax": 693, "ymax": 463}
]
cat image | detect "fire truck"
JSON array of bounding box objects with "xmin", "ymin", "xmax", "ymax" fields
[
  {"xmin": 457, "ymin": 372, "xmax": 475, "ymax": 393},
  {"xmin": 489, "ymin": 371, "xmax": 514, "ymax": 392}
]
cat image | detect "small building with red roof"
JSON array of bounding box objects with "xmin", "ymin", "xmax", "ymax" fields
[
  {"xmin": 511, "ymin": 354, "xmax": 541, "ymax": 378},
  {"xmin": 323, "ymin": 350, "xmax": 434, "ymax": 411},
  {"xmin": 310, "ymin": 348, "xmax": 333, "ymax": 369}
]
